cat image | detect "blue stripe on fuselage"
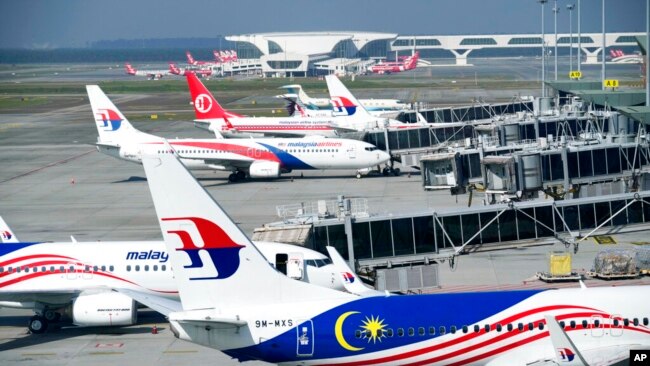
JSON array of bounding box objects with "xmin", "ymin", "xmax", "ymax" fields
[
  {"xmin": 258, "ymin": 143, "xmax": 315, "ymax": 170},
  {"xmin": 226, "ymin": 289, "xmax": 546, "ymax": 363},
  {"xmin": 0, "ymin": 242, "xmax": 46, "ymax": 256}
]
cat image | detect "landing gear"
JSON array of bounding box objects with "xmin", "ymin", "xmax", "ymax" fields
[
  {"xmin": 356, "ymin": 172, "xmax": 362, "ymax": 179},
  {"xmin": 228, "ymin": 171, "xmax": 247, "ymax": 183},
  {"xmin": 28, "ymin": 315, "xmax": 48, "ymax": 334},
  {"xmin": 382, "ymin": 166, "xmax": 401, "ymax": 176},
  {"xmin": 43, "ymin": 310, "xmax": 61, "ymax": 323}
]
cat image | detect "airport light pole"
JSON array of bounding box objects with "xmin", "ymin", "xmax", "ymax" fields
[
  {"xmin": 567, "ymin": 4, "xmax": 575, "ymax": 76},
  {"xmin": 602, "ymin": 0, "xmax": 606, "ymax": 90},
  {"xmin": 578, "ymin": 0, "xmax": 581, "ymax": 73},
  {"xmin": 553, "ymin": 0, "xmax": 559, "ymax": 81},
  {"xmin": 539, "ymin": 0, "xmax": 548, "ymax": 97}
]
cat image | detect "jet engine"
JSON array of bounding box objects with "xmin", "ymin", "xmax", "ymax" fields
[
  {"xmin": 248, "ymin": 161, "xmax": 280, "ymax": 178},
  {"xmin": 69, "ymin": 292, "xmax": 137, "ymax": 327}
]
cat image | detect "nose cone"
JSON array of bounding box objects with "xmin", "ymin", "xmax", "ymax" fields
[{"xmin": 377, "ymin": 150, "xmax": 391, "ymax": 164}]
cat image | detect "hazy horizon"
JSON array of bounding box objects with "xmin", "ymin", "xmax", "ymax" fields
[{"xmin": 0, "ymin": 0, "xmax": 646, "ymax": 49}]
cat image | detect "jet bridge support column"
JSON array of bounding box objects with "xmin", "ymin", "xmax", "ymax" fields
[
  {"xmin": 344, "ymin": 216, "xmax": 355, "ymax": 270},
  {"xmin": 561, "ymin": 145, "xmax": 571, "ymax": 196}
]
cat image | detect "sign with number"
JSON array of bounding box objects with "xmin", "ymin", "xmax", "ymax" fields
[
  {"xmin": 569, "ymin": 71, "xmax": 582, "ymax": 79},
  {"xmin": 604, "ymin": 79, "xmax": 619, "ymax": 88}
]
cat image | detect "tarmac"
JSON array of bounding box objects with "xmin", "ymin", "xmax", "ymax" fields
[{"xmin": 0, "ymin": 58, "xmax": 648, "ymax": 365}]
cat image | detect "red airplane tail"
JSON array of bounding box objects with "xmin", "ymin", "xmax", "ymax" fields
[
  {"xmin": 169, "ymin": 63, "xmax": 181, "ymax": 75},
  {"xmin": 185, "ymin": 73, "xmax": 229, "ymax": 120},
  {"xmin": 406, "ymin": 52, "xmax": 419, "ymax": 70},
  {"xmin": 185, "ymin": 51, "xmax": 196, "ymax": 65},
  {"xmin": 212, "ymin": 50, "xmax": 223, "ymax": 62},
  {"xmin": 125, "ymin": 63, "xmax": 136, "ymax": 75}
]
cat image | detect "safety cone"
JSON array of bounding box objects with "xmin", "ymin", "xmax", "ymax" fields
[{"xmin": 152, "ymin": 324, "xmax": 158, "ymax": 334}]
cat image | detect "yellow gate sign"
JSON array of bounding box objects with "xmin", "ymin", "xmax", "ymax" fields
[
  {"xmin": 569, "ymin": 71, "xmax": 582, "ymax": 79},
  {"xmin": 603, "ymin": 79, "xmax": 619, "ymax": 88}
]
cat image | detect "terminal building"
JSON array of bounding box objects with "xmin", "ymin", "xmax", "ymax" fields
[{"xmin": 224, "ymin": 31, "xmax": 643, "ymax": 76}]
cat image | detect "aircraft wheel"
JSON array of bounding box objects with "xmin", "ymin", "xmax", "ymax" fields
[
  {"xmin": 356, "ymin": 172, "xmax": 362, "ymax": 179},
  {"xmin": 43, "ymin": 310, "xmax": 61, "ymax": 322},
  {"xmin": 28, "ymin": 315, "xmax": 48, "ymax": 334},
  {"xmin": 382, "ymin": 167, "xmax": 390, "ymax": 176},
  {"xmin": 228, "ymin": 173, "xmax": 237, "ymax": 182},
  {"xmin": 236, "ymin": 171, "xmax": 246, "ymax": 180},
  {"xmin": 393, "ymin": 168, "xmax": 401, "ymax": 176}
]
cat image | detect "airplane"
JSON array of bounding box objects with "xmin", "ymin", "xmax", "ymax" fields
[
  {"xmin": 124, "ymin": 63, "xmax": 172, "ymax": 80},
  {"xmin": 136, "ymin": 150, "xmax": 650, "ymax": 366},
  {"xmin": 169, "ymin": 63, "xmax": 213, "ymax": 78},
  {"xmin": 278, "ymin": 84, "xmax": 409, "ymax": 112},
  {"xmin": 0, "ymin": 217, "xmax": 350, "ymax": 333},
  {"xmin": 371, "ymin": 51, "xmax": 420, "ymax": 74},
  {"xmin": 214, "ymin": 50, "xmax": 238, "ymax": 63},
  {"xmin": 609, "ymin": 49, "xmax": 643, "ymax": 64},
  {"xmin": 88, "ymin": 85, "xmax": 391, "ymax": 181},
  {"xmin": 185, "ymin": 73, "xmax": 413, "ymax": 139},
  {"xmin": 185, "ymin": 50, "xmax": 221, "ymax": 67},
  {"xmin": 0, "ymin": 216, "xmax": 19, "ymax": 243}
]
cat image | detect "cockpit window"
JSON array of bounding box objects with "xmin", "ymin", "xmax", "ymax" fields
[
  {"xmin": 305, "ymin": 258, "xmax": 333, "ymax": 268},
  {"xmin": 364, "ymin": 147, "xmax": 378, "ymax": 151}
]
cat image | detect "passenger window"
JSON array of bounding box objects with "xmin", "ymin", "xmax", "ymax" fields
[
  {"xmin": 581, "ymin": 320, "xmax": 588, "ymax": 328},
  {"xmin": 408, "ymin": 327, "xmax": 415, "ymax": 336},
  {"xmin": 559, "ymin": 321, "xmax": 565, "ymax": 328},
  {"xmin": 462, "ymin": 325, "xmax": 468, "ymax": 334},
  {"xmin": 153, "ymin": 265, "xmax": 158, "ymax": 271},
  {"xmin": 135, "ymin": 265, "xmax": 140, "ymax": 271},
  {"xmin": 450, "ymin": 326, "xmax": 457, "ymax": 334},
  {"xmin": 517, "ymin": 323, "xmax": 524, "ymax": 331},
  {"xmin": 50, "ymin": 266, "xmax": 55, "ymax": 272},
  {"xmin": 624, "ymin": 319, "xmax": 629, "ymax": 326},
  {"xmin": 633, "ymin": 318, "xmax": 639, "ymax": 326},
  {"xmin": 93, "ymin": 266, "xmax": 98, "ymax": 272},
  {"xmin": 570, "ymin": 321, "xmax": 576, "ymax": 329},
  {"xmin": 496, "ymin": 324, "xmax": 502, "ymax": 332},
  {"xmin": 484, "ymin": 324, "xmax": 490, "ymax": 332},
  {"xmin": 42, "ymin": 266, "xmax": 47, "ymax": 272},
  {"xmin": 527, "ymin": 323, "xmax": 533, "ymax": 331},
  {"xmin": 643, "ymin": 318, "xmax": 648, "ymax": 326},
  {"xmin": 594, "ymin": 319, "xmax": 600, "ymax": 328},
  {"xmin": 109, "ymin": 265, "xmax": 114, "ymax": 272},
  {"xmin": 418, "ymin": 327, "xmax": 425, "ymax": 336},
  {"xmin": 126, "ymin": 265, "xmax": 131, "ymax": 272},
  {"xmin": 613, "ymin": 319, "xmax": 619, "ymax": 326},
  {"xmin": 162, "ymin": 265, "xmax": 166, "ymax": 271},
  {"xmin": 439, "ymin": 326, "xmax": 446, "ymax": 335},
  {"xmin": 538, "ymin": 322, "xmax": 544, "ymax": 330},
  {"xmin": 25, "ymin": 267, "xmax": 30, "ymax": 273},
  {"xmin": 144, "ymin": 265, "xmax": 149, "ymax": 271},
  {"xmin": 474, "ymin": 324, "xmax": 480, "ymax": 333},
  {"xmin": 397, "ymin": 328, "xmax": 404, "ymax": 337},
  {"xmin": 507, "ymin": 323, "xmax": 513, "ymax": 332},
  {"xmin": 101, "ymin": 265, "xmax": 106, "ymax": 271},
  {"xmin": 428, "ymin": 326, "xmax": 435, "ymax": 335},
  {"xmin": 386, "ymin": 328, "xmax": 393, "ymax": 337},
  {"xmin": 355, "ymin": 330, "xmax": 361, "ymax": 338},
  {"xmin": 17, "ymin": 266, "xmax": 21, "ymax": 273}
]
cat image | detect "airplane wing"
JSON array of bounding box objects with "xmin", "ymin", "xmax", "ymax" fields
[
  {"xmin": 0, "ymin": 290, "xmax": 78, "ymax": 306},
  {"xmin": 325, "ymin": 246, "xmax": 384, "ymax": 297},
  {"xmin": 115, "ymin": 289, "xmax": 182, "ymax": 316}
]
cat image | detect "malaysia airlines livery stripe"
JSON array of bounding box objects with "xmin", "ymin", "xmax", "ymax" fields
[
  {"xmin": 151, "ymin": 141, "xmax": 318, "ymax": 170},
  {"xmin": 0, "ymin": 246, "xmax": 177, "ymax": 294}
]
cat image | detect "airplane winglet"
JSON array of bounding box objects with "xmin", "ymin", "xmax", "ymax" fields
[
  {"xmin": 544, "ymin": 315, "xmax": 589, "ymax": 365},
  {"xmin": 326, "ymin": 246, "xmax": 382, "ymax": 297},
  {"xmin": 0, "ymin": 216, "xmax": 20, "ymax": 243}
]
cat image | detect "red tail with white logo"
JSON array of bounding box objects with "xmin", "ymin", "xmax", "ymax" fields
[
  {"xmin": 185, "ymin": 73, "xmax": 229, "ymax": 120},
  {"xmin": 185, "ymin": 51, "xmax": 196, "ymax": 65},
  {"xmin": 125, "ymin": 63, "xmax": 136, "ymax": 75},
  {"xmin": 169, "ymin": 63, "xmax": 181, "ymax": 75}
]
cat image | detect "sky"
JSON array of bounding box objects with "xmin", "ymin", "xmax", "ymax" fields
[{"xmin": 0, "ymin": 0, "xmax": 646, "ymax": 49}]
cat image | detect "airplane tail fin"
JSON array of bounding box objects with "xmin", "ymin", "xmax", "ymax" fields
[
  {"xmin": 325, "ymin": 75, "xmax": 371, "ymax": 118},
  {"xmin": 185, "ymin": 51, "xmax": 196, "ymax": 65},
  {"xmin": 0, "ymin": 216, "xmax": 19, "ymax": 243},
  {"xmin": 325, "ymin": 246, "xmax": 383, "ymax": 297},
  {"xmin": 125, "ymin": 63, "xmax": 136, "ymax": 75},
  {"xmin": 141, "ymin": 152, "xmax": 351, "ymax": 311},
  {"xmin": 169, "ymin": 63, "xmax": 181, "ymax": 75},
  {"xmin": 86, "ymin": 85, "xmax": 151, "ymax": 144},
  {"xmin": 212, "ymin": 50, "xmax": 222, "ymax": 62},
  {"xmin": 185, "ymin": 73, "xmax": 230, "ymax": 120},
  {"xmin": 544, "ymin": 315, "xmax": 589, "ymax": 365}
]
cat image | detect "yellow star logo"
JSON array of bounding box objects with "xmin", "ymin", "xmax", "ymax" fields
[{"xmin": 359, "ymin": 315, "xmax": 388, "ymax": 343}]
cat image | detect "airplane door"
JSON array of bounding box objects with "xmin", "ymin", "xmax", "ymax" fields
[
  {"xmin": 610, "ymin": 315, "xmax": 623, "ymax": 337},
  {"xmin": 590, "ymin": 315, "xmax": 604, "ymax": 337},
  {"xmin": 296, "ymin": 320, "xmax": 314, "ymax": 357},
  {"xmin": 347, "ymin": 146, "xmax": 356, "ymax": 159},
  {"xmin": 275, "ymin": 253, "xmax": 288, "ymax": 275},
  {"xmin": 286, "ymin": 253, "xmax": 304, "ymax": 280}
]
